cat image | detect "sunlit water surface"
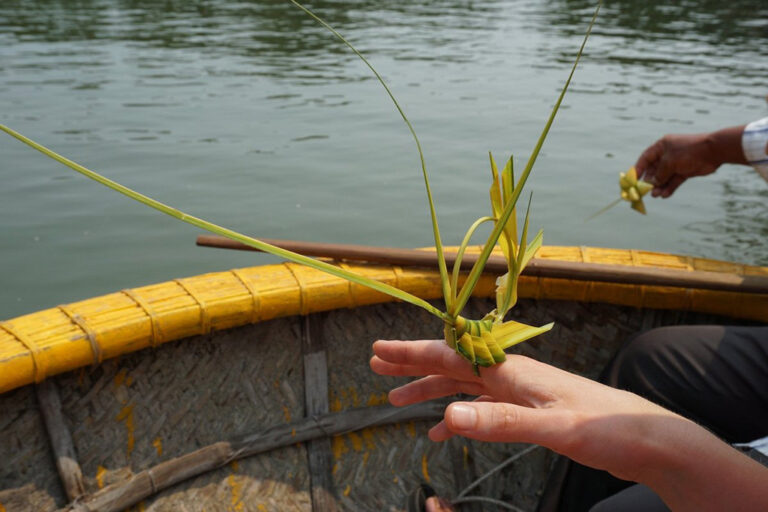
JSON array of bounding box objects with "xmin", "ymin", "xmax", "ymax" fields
[{"xmin": 1, "ymin": 0, "xmax": 767, "ymax": 319}]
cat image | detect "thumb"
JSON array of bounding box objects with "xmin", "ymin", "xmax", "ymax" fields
[{"xmin": 444, "ymin": 401, "xmax": 557, "ymax": 445}]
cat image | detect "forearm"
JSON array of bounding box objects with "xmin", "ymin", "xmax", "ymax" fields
[
  {"xmin": 704, "ymin": 124, "xmax": 748, "ymax": 167},
  {"xmin": 639, "ymin": 416, "xmax": 768, "ymax": 511}
]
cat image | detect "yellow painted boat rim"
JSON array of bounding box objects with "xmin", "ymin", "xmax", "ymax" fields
[{"xmin": 1, "ymin": 245, "xmax": 767, "ymax": 395}]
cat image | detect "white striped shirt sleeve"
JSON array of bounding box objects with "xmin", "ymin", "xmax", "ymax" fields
[{"xmin": 742, "ymin": 117, "xmax": 768, "ymax": 182}]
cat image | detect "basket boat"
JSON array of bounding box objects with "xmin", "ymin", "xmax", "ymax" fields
[{"xmin": 1, "ymin": 245, "xmax": 767, "ymax": 512}]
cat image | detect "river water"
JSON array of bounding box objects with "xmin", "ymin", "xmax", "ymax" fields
[{"xmin": 1, "ymin": 0, "xmax": 767, "ymax": 319}]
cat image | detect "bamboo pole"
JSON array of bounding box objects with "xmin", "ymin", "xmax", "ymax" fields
[
  {"xmin": 36, "ymin": 380, "xmax": 86, "ymax": 502},
  {"xmin": 301, "ymin": 314, "xmax": 338, "ymax": 512},
  {"xmin": 60, "ymin": 401, "xmax": 447, "ymax": 512},
  {"xmin": 196, "ymin": 235, "xmax": 768, "ymax": 295}
]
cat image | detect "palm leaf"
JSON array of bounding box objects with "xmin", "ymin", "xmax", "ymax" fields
[
  {"xmin": 521, "ymin": 229, "xmax": 543, "ymax": 270},
  {"xmin": 501, "ymin": 156, "xmax": 518, "ymax": 244},
  {"xmin": 492, "ymin": 320, "xmax": 555, "ymax": 350},
  {"xmin": 450, "ymin": 0, "xmax": 602, "ymax": 318},
  {"xmin": 450, "ymin": 216, "xmax": 495, "ymax": 304}
]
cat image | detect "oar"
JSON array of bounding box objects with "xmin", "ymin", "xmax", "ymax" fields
[{"xmin": 196, "ymin": 235, "xmax": 768, "ymax": 295}]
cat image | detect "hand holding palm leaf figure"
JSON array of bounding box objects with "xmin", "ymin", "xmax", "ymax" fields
[{"xmin": 0, "ymin": 0, "xmax": 601, "ymax": 375}]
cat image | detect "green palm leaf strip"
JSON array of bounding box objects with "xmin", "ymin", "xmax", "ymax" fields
[
  {"xmin": 450, "ymin": 216, "xmax": 495, "ymax": 304},
  {"xmin": 489, "ymin": 153, "xmax": 517, "ymax": 269},
  {"xmin": 287, "ymin": 0, "xmax": 453, "ymax": 308},
  {"xmin": 0, "ymin": 124, "xmax": 446, "ymax": 321},
  {"xmin": 451, "ymin": 0, "xmax": 602, "ymax": 317}
]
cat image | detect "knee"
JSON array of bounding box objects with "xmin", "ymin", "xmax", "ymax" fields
[
  {"xmin": 589, "ymin": 498, "xmax": 613, "ymax": 512},
  {"xmin": 601, "ymin": 326, "xmax": 682, "ymax": 394}
]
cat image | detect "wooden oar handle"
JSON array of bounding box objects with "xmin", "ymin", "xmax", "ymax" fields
[
  {"xmin": 195, "ymin": 235, "xmax": 768, "ymax": 295},
  {"xmin": 196, "ymin": 234, "xmax": 507, "ymax": 272}
]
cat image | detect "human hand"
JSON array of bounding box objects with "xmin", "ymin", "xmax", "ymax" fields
[
  {"xmin": 635, "ymin": 125, "xmax": 746, "ymax": 198},
  {"xmin": 634, "ymin": 133, "xmax": 720, "ymax": 198},
  {"xmin": 371, "ymin": 339, "xmax": 711, "ymax": 484},
  {"xmin": 371, "ymin": 339, "xmax": 768, "ymax": 511}
]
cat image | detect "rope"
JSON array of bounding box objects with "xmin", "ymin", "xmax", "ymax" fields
[
  {"xmin": 685, "ymin": 255, "xmax": 695, "ymax": 271},
  {"xmin": 1, "ymin": 322, "xmax": 47, "ymax": 383},
  {"xmin": 231, "ymin": 269, "xmax": 261, "ymax": 324},
  {"xmin": 146, "ymin": 468, "xmax": 158, "ymax": 495},
  {"xmin": 174, "ymin": 279, "xmax": 211, "ymax": 334},
  {"xmin": 456, "ymin": 444, "xmax": 540, "ymax": 499},
  {"xmin": 393, "ymin": 266, "xmax": 406, "ymax": 297},
  {"xmin": 284, "ymin": 263, "xmax": 309, "ymax": 315},
  {"xmin": 339, "ymin": 263, "xmax": 358, "ymax": 307},
  {"xmin": 121, "ymin": 289, "xmax": 162, "ymax": 347},
  {"xmin": 579, "ymin": 245, "xmax": 591, "ymax": 263},
  {"xmin": 59, "ymin": 305, "xmax": 103, "ymax": 365}
]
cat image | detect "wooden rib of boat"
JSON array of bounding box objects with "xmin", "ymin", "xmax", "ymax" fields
[{"xmin": 1, "ymin": 245, "xmax": 767, "ymax": 512}]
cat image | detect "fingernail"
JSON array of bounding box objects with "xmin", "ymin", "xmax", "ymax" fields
[
  {"xmin": 425, "ymin": 496, "xmax": 452, "ymax": 512},
  {"xmin": 450, "ymin": 404, "xmax": 477, "ymax": 430}
]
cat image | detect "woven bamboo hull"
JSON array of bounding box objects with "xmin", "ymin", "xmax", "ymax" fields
[{"xmin": 1, "ymin": 247, "xmax": 767, "ymax": 512}]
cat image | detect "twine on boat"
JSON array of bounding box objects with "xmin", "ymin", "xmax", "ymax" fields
[
  {"xmin": 339, "ymin": 263, "xmax": 359, "ymax": 307},
  {"xmin": 59, "ymin": 305, "xmax": 103, "ymax": 365},
  {"xmin": 284, "ymin": 263, "xmax": 309, "ymax": 315},
  {"xmin": 174, "ymin": 279, "xmax": 211, "ymax": 335},
  {"xmin": 579, "ymin": 246, "xmax": 591, "ymax": 263},
  {"xmin": 532, "ymin": 276, "xmax": 544, "ymax": 300},
  {"xmin": 393, "ymin": 266, "xmax": 406, "ymax": 294},
  {"xmin": 0, "ymin": 322, "xmax": 48, "ymax": 383},
  {"xmin": 146, "ymin": 467, "xmax": 158, "ymax": 495},
  {"xmin": 576, "ymin": 246, "xmax": 600, "ymax": 302},
  {"xmin": 122, "ymin": 288, "xmax": 163, "ymax": 348},
  {"xmin": 231, "ymin": 269, "xmax": 261, "ymax": 324}
]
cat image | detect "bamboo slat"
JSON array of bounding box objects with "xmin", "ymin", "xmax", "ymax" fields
[
  {"xmin": 59, "ymin": 402, "xmax": 447, "ymax": 512},
  {"xmin": 1, "ymin": 246, "xmax": 767, "ymax": 394}
]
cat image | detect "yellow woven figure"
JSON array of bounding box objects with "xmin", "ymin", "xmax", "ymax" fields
[{"xmin": 620, "ymin": 167, "xmax": 654, "ymax": 214}]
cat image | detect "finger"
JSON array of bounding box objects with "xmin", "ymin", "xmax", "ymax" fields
[
  {"xmin": 389, "ymin": 375, "xmax": 486, "ymax": 406},
  {"xmin": 652, "ymin": 150, "xmax": 684, "ymax": 191},
  {"xmin": 428, "ymin": 420, "xmax": 454, "ymax": 442},
  {"xmin": 427, "ymin": 395, "xmax": 502, "ymax": 442},
  {"xmin": 635, "ymin": 138, "xmax": 665, "ymax": 180},
  {"xmin": 659, "ymin": 175, "xmax": 685, "ymax": 198},
  {"xmin": 372, "ymin": 339, "xmax": 480, "ymax": 381},
  {"xmin": 652, "ymin": 174, "xmax": 683, "ymax": 198},
  {"xmin": 370, "ymin": 356, "xmax": 429, "ymax": 377},
  {"xmin": 443, "ymin": 401, "xmax": 560, "ymax": 445},
  {"xmin": 427, "ymin": 496, "xmax": 456, "ymax": 512},
  {"xmin": 425, "ymin": 496, "xmax": 455, "ymax": 512}
]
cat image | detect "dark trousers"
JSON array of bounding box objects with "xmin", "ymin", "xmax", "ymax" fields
[{"xmin": 538, "ymin": 325, "xmax": 768, "ymax": 512}]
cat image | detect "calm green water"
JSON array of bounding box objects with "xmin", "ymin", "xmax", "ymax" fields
[{"xmin": 1, "ymin": 0, "xmax": 767, "ymax": 319}]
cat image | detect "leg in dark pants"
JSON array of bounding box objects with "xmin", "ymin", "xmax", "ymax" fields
[{"xmin": 538, "ymin": 325, "xmax": 768, "ymax": 512}]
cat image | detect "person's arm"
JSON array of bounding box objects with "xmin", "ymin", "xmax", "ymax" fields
[
  {"xmin": 370, "ymin": 339, "xmax": 768, "ymax": 511},
  {"xmin": 635, "ymin": 125, "xmax": 746, "ymax": 198}
]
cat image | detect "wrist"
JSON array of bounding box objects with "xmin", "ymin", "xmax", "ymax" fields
[
  {"xmin": 704, "ymin": 125, "xmax": 748, "ymax": 167},
  {"xmin": 637, "ymin": 415, "xmax": 768, "ymax": 511}
]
